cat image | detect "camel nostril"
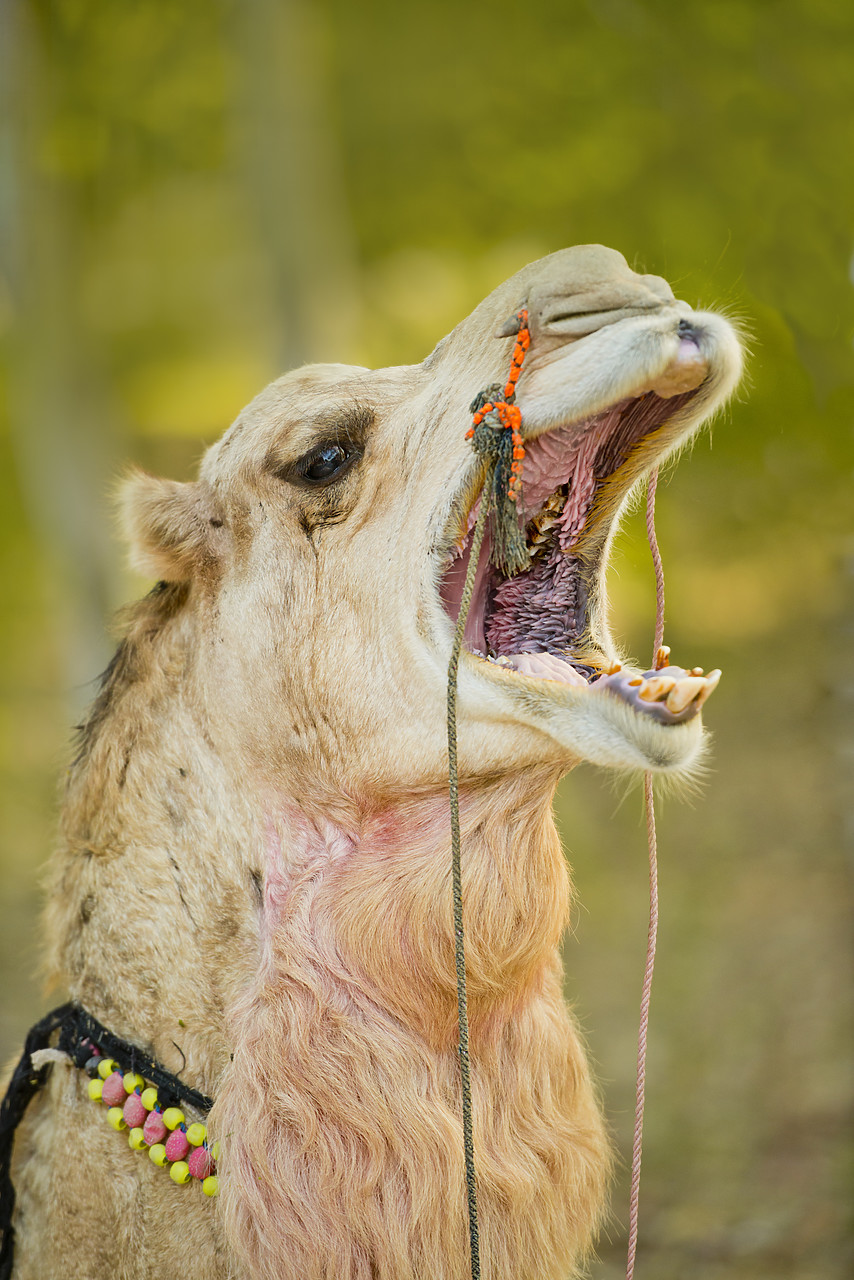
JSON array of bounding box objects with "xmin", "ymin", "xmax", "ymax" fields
[{"xmin": 677, "ymin": 319, "xmax": 701, "ymax": 344}]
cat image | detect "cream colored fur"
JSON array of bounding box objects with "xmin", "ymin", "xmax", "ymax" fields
[{"xmin": 9, "ymin": 246, "xmax": 742, "ymax": 1279}]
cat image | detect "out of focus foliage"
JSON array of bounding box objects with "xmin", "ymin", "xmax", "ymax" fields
[{"xmin": 1, "ymin": 2, "xmax": 851, "ymax": 1276}]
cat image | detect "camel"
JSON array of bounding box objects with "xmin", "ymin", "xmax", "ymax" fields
[{"xmin": 5, "ymin": 245, "xmax": 742, "ymax": 1280}]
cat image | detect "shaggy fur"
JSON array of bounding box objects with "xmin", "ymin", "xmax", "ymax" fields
[
  {"xmin": 8, "ymin": 246, "xmax": 742, "ymax": 1279},
  {"xmin": 218, "ymin": 777, "xmax": 607, "ymax": 1280}
]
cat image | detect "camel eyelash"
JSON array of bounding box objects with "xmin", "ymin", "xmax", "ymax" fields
[
  {"xmin": 269, "ymin": 408, "xmax": 373, "ymax": 489},
  {"xmin": 289, "ymin": 440, "xmax": 363, "ymax": 487}
]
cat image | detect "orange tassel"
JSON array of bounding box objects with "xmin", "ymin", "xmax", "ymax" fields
[{"xmin": 467, "ymin": 308, "xmax": 531, "ymax": 505}]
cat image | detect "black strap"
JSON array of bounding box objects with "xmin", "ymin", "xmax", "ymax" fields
[
  {"xmin": 0, "ymin": 1003, "xmax": 214, "ymax": 1280},
  {"xmin": 1, "ymin": 1005, "xmax": 73, "ymax": 1280}
]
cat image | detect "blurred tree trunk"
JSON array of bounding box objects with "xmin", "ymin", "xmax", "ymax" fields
[
  {"xmin": 233, "ymin": 0, "xmax": 360, "ymax": 370},
  {"xmin": 3, "ymin": 0, "xmax": 124, "ymax": 719}
]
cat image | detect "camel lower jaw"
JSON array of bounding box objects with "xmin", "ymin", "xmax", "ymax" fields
[{"xmin": 469, "ymin": 651, "xmax": 721, "ymax": 728}]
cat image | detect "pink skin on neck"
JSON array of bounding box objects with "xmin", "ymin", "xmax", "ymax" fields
[{"xmin": 262, "ymin": 808, "xmax": 360, "ymax": 939}]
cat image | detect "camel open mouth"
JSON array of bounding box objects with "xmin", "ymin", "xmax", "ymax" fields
[{"xmin": 439, "ymin": 383, "xmax": 701, "ymax": 697}]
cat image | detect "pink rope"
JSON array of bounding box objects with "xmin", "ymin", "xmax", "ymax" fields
[
  {"xmin": 645, "ymin": 467, "xmax": 666, "ymax": 657},
  {"xmin": 626, "ymin": 468, "xmax": 663, "ymax": 1280}
]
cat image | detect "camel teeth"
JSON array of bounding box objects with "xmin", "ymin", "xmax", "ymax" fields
[
  {"xmin": 606, "ymin": 660, "xmax": 622, "ymax": 675},
  {"xmin": 528, "ymin": 491, "xmax": 566, "ymax": 537},
  {"xmin": 627, "ymin": 677, "xmax": 643, "ymax": 687},
  {"xmin": 639, "ymin": 675, "xmax": 676, "ymax": 703},
  {"xmin": 655, "ymin": 645, "xmax": 671, "ymax": 671},
  {"xmin": 528, "ymin": 529, "xmax": 555, "ymax": 553},
  {"xmin": 694, "ymin": 669, "xmax": 722, "ymax": 708},
  {"xmin": 665, "ymin": 676, "xmax": 707, "ymax": 714},
  {"xmin": 689, "ymin": 666, "xmax": 704, "ymax": 677}
]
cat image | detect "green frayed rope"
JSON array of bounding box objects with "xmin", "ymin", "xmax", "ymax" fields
[
  {"xmin": 446, "ymin": 454, "xmax": 527, "ymax": 1279},
  {"xmin": 446, "ymin": 465, "xmax": 494, "ymax": 1280},
  {"xmin": 468, "ymin": 385, "xmax": 530, "ymax": 579},
  {"xmin": 448, "ymin": 310, "xmax": 532, "ymax": 1280}
]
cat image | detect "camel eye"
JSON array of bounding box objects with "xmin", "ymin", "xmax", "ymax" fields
[
  {"xmin": 270, "ymin": 406, "xmax": 372, "ymax": 489},
  {"xmin": 303, "ymin": 444, "xmax": 349, "ymax": 482},
  {"xmin": 290, "ymin": 441, "xmax": 361, "ymax": 487}
]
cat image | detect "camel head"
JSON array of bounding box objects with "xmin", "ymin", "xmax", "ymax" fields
[{"xmin": 121, "ymin": 245, "xmax": 742, "ymax": 802}]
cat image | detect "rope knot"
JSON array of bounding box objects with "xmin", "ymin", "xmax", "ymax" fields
[
  {"xmin": 463, "ymin": 310, "xmax": 531, "ymax": 577},
  {"xmin": 465, "ymin": 311, "xmax": 530, "ymax": 498}
]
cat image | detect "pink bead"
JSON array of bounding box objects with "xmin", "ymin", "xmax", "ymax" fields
[
  {"xmin": 101, "ymin": 1072, "xmax": 128, "ymax": 1108},
  {"xmin": 123, "ymin": 1093, "xmax": 147, "ymax": 1128},
  {"xmin": 164, "ymin": 1129, "xmax": 190, "ymax": 1162},
  {"xmin": 187, "ymin": 1145, "xmax": 215, "ymax": 1180},
  {"xmin": 143, "ymin": 1110, "xmax": 167, "ymax": 1146}
]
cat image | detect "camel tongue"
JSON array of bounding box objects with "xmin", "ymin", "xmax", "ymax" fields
[{"xmin": 493, "ymin": 652, "xmax": 587, "ymax": 686}]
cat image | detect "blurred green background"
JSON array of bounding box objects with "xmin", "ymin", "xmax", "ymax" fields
[{"xmin": 1, "ymin": 1, "xmax": 851, "ymax": 1276}]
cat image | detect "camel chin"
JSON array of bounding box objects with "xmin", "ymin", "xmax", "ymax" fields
[{"xmin": 458, "ymin": 657, "xmax": 709, "ymax": 774}]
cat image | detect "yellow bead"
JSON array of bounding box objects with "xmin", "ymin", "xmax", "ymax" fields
[
  {"xmin": 202, "ymin": 1175, "xmax": 219, "ymax": 1197},
  {"xmin": 140, "ymin": 1087, "xmax": 158, "ymax": 1111},
  {"xmin": 162, "ymin": 1107, "xmax": 185, "ymax": 1131},
  {"xmin": 148, "ymin": 1143, "xmax": 168, "ymax": 1167},
  {"xmin": 210, "ymin": 1140, "xmax": 221, "ymax": 1161},
  {"xmin": 169, "ymin": 1160, "xmax": 191, "ymax": 1185},
  {"xmin": 128, "ymin": 1127, "xmax": 146, "ymax": 1150},
  {"xmin": 97, "ymin": 1058, "xmax": 116, "ymax": 1080},
  {"xmin": 87, "ymin": 1078, "xmax": 103, "ymax": 1102},
  {"xmin": 186, "ymin": 1123, "xmax": 206, "ymax": 1147},
  {"xmin": 107, "ymin": 1107, "xmax": 127, "ymax": 1131},
  {"xmin": 123, "ymin": 1072, "xmax": 145, "ymax": 1094}
]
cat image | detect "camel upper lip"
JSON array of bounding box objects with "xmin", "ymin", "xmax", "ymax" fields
[{"xmin": 438, "ymin": 377, "xmax": 702, "ymax": 687}]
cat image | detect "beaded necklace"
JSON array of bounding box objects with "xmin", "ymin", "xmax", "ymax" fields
[
  {"xmin": 0, "ymin": 1003, "xmax": 217, "ymax": 1280},
  {"xmin": 84, "ymin": 1046, "xmax": 218, "ymax": 1194}
]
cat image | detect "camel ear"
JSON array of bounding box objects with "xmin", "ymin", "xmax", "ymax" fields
[{"xmin": 119, "ymin": 470, "xmax": 219, "ymax": 581}]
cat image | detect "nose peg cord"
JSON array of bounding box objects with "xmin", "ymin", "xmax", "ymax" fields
[{"xmin": 626, "ymin": 466, "xmax": 664, "ymax": 1280}]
